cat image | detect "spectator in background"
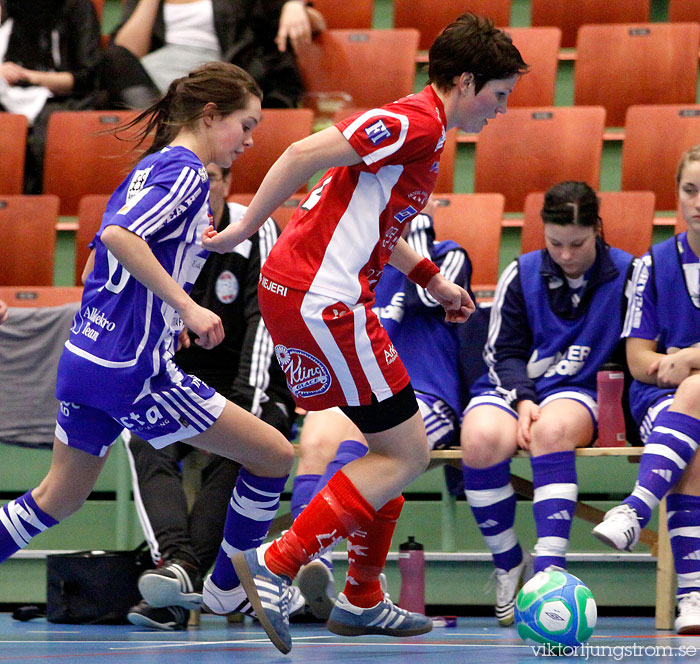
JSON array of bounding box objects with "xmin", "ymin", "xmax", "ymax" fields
[
  {"xmin": 460, "ymin": 181, "xmax": 638, "ymax": 627},
  {"xmin": 99, "ymin": 0, "xmax": 325, "ymax": 110},
  {"xmin": 0, "ymin": 0, "xmax": 101, "ymax": 193},
  {"xmin": 125, "ymin": 162, "xmax": 298, "ymax": 631}
]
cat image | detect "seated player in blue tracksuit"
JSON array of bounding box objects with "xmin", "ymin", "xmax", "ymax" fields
[
  {"xmin": 460, "ymin": 181, "xmax": 638, "ymax": 627},
  {"xmin": 592, "ymin": 144, "xmax": 700, "ymax": 634},
  {"xmin": 288, "ymin": 197, "xmax": 472, "ymax": 620}
]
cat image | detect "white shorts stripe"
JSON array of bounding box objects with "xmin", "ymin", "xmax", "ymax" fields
[
  {"xmin": 300, "ymin": 292, "xmax": 359, "ymax": 404},
  {"xmin": 351, "ymin": 303, "xmax": 393, "ymax": 402}
]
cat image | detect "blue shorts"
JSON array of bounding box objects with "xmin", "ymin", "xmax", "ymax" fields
[
  {"xmin": 55, "ymin": 369, "xmax": 226, "ymax": 457},
  {"xmin": 463, "ymin": 388, "xmax": 599, "ymax": 444},
  {"xmin": 638, "ymin": 395, "xmax": 675, "ymax": 444},
  {"xmin": 415, "ymin": 391, "xmax": 458, "ymax": 450}
]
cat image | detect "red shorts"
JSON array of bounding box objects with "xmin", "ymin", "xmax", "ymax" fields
[{"xmin": 258, "ymin": 275, "xmax": 410, "ymax": 410}]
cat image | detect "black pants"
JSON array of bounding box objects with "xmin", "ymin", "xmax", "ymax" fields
[
  {"xmin": 95, "ymin": 44, "xmax": 160, "ymax": 110},
  {"xmin": 125, "ymin": 435, "xmax": 240, "ymax": 576}
]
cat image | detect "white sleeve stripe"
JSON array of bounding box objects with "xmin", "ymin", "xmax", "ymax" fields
[
  {"xmin": 128, "ymin": 169, "xmax": 197, "ymax": 237},
  {"xmin": 128, "ymin": 167, "xmax": 200, "ymax": 237},
  {"xmin": 249, "ymin": 319, "xmax": 274, "ymax": 408},
  {"xmin": 440, "ymin": 250, "xmax": 465, "ymax": 284},
  {"xmin": 258, "ymin": 218, "xmax": 279, "ymax": 265},
  {"xmin": 128, "ymin": 167, "xmax": 193, "ymax": 234},
  {"xmin": 244, "ymin": 219, "xmax": 279, "ymax": 417},
  {"xmin": 408, "ymin": 227, "xmax": 439, "ymax": 307},
  {"xmin": 342, "ymin": 109, "xmax": 410, "ymax": 164},
  {"xmin": 484, "ymin": 260, "xmax": 520, "ymax": 387},
  {"xmin": 622, "ymin": 257, "xmax": 648, "ymax": 338},
  {"xmin": 139, "ymin": 168, "xmax": 200, "ymax": 237}
]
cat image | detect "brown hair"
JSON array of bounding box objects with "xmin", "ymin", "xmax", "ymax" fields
[
  {"xmin": 676, "ymin": 144, "xmax": 700, "ymax": 185},
  {"xmin": 117, "ymin": 62, "xmax": 262, "ymax": 156},
  {"xmin": 428, "ymin": 13, "xmax": 528, "ymax": 94}
]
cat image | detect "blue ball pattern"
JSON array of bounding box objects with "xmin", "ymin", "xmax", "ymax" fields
[{"xmin": 514, "ymin": 570, "xmax": 597, "ymax": 650}]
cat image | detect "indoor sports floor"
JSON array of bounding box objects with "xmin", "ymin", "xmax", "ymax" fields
[{"xmin": 1, "ymin": 614, "xmax": 698, "ymax": 663}]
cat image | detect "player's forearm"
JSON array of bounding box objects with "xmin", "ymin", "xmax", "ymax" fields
[
  {"xmin": 626, "ymin": 337, "xmax": 661, "ymax": 384},
  {"xmin": 389, "ymin": 237, "xmax": 429, "ymax": 275},
  {"xmin": 101, "ymin": 225, "xmax": 194, "ymax": 315},
  {"xmin": 237, "ymin": 151, "xmax": 311, "ymax": 238},
  {"xmin": 237, "ymin": 131, "xmax": 352, "ymax": 236}
]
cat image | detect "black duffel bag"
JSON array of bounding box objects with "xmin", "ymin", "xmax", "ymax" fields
[{"xmin": 46, "ymin": 543, "xmax": 151, "ymax": 624}]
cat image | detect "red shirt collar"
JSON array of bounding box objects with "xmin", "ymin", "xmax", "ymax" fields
[{"xmin": 423, "ymin": 85, "xmax": 447, "ymax": 130}]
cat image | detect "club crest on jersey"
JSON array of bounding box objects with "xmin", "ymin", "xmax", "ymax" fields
[
  {"xmin": 364, "ymin": 119, "xmax": 391, "ymax": 145},
  {"xmin": 275, "ymin": 344, "xmax": 331, "ymax": 398},
  {"xmin": 408, "ymin": 190, "xmax": 429, "ymax": 206},
  {"xmin": 394, "ymin": 205, "xmax": 418, "ymax": 223},
  {"xmin": 215, "ymin": 270, "xmax": 239, "ymax": 304},
  {"xmin": 198, "ymin": 167, "xmax": 208, "ymax": 182},
  {"xmin": 127, "ymin": 166, "xmax": 153, "ymax": 200}
]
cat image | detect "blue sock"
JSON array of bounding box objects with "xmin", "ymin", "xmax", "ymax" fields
[
  {"xmin": 531, "ymin": 451, "xmax": 577, "ymax": 573},
  {"xmin": 211, "ymin": 468, "xmax": 287, "ymax": 590},
  {"xmin": 290, "ymin": 474, "xmax": 321, "ymax": 521},
  {"xmin": 463, "ymin": 460, "xmax": 523, "ymax": 572},
  {"xmin": 0, "ymin": 491, "xmax": 58, "ymax": 563},
  {"xmin": 625, "ymin": 411, "xmax": 700, "ymax": 528},
  {"xmin": 667, "ymin": 493, "xmax": 700, "ymax": 598},
  {"xmin": 312, "ymin": 439, "xmax": 368, "ymax": 497}
]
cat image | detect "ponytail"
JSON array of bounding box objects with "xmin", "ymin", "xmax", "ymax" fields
[{"xmin": 112, "ymin": 62, "xmax": 263, "ymax": 161}]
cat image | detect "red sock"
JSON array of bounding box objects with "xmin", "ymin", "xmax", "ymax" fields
[
  {"xmin": 265, "ymin": 470, "xmax": 375, "ymax": 580},
  {"xmin": 343, "ymin": 495, "xmax": 404, "ymax": 608}
]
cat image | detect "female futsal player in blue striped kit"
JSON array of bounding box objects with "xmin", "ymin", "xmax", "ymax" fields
[
  {"xmin": 593, "ymin": 145, "xmax": 700, "ymax": 633},
  {"xmin": 460, "ymin": 181, "xmax": 638, "ymax": 626},
  {"xmin": 0, "ymin": 63, "xmax": 295, "ymax": 616}
]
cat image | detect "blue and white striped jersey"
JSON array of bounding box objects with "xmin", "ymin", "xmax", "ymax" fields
[
  {"xmin": 60, "ymin": 146, "xmax": 211, "ymax": 401},
  {"xmin": 623, "ymin": 232, "xmax": 700, "ymax": 423},
  {"xmin": 472, "ymin": 240, "xmax": 636, "ymax": 407}
]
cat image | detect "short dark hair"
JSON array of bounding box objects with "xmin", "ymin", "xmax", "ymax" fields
[
  {"xmin": 428, "ymin": 13, "xmax": 528, "ymax": 93},
  {"xmin": 541, "ymin": 181, "xmax": 600, "ymax": 228}
]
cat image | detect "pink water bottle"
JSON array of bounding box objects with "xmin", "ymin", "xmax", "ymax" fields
[
  {"xmin": 596, "ymin": 362, "xmax": 626, "ymax": 447},
  {"xmin": 398, "ymin": 535, "xmax": 425, "ymax": 614}
]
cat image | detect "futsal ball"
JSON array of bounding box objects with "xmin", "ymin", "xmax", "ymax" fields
[{"xmin": 514, "ymin": 569, "xmax": 597, "ymax": 651}]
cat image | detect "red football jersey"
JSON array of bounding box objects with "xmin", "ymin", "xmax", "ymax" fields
[{"xmin": 262, "ymin": 86, "xmax": 447, "ymax": 305}]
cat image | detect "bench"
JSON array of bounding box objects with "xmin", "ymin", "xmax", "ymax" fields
[
  {"xmin": 281, "ymin": 445, "xmax": 673, "ymax": 628},
  {"xmin": 428, "ymin": 446, "xmax": 674, "ymax": 630}
]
